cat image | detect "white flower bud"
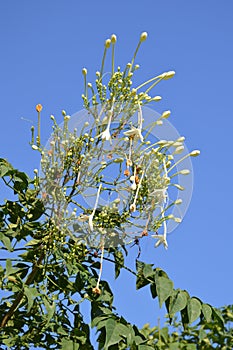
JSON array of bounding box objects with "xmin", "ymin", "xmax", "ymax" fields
[
  {"xmin": 174, "ymin": 217, "xmax": 182, "ymax": 223},
  {"xmin": 131, "ymin": 183, "xmax": 137, "ymax": 190},
  {"xmin": 179, "ymin": 169, "xmax": 190, "ymax": 175},
  {"xmin": 105, "ymin": 39, "xmax": 111, "ymax": 48},
  {"xmin": 164, "ymin": 71, "xmax": 176, "ymax": 80},
  {"xmin": 82, "ymin": 68, "xmax": 87, "ymax": 75},
  {"xmin": 140, "ymin": 32, "xmax": 148, "ymax": 42},
  {"xmin": 190, "ymin": 150, "xmax": 200, "ymax": 157},
  {"xmin": 161, "ymin": 110, "xmax": 171, "ymax": 119},
  {"xmin": 173, "ymin": 141, "xmax": 183, "ymax": 147},
  {"xmin": 152, "ymin": 96, "xmax": 162, "ymax": 101},
  {"xmin": 111, "ymin": 34, "xmax": 117, "ymax": 43},
  {"xmin": 174, "ymin": 146, "xmax": 184, "ymax": 154},
  {"xmin": 174, "ymin": 184, "xmax": 185, "ymax": 190}
]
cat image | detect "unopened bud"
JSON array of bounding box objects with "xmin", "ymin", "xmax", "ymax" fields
[
  {"xmin": 105, "ymin": 39, "xmax": 111, "ymax": 48},
  {"xmin": 164, "ymin": 71, "xmax": 176, "ymax": 80},
  {"xmin": 174, "ymin": 146, "xmax": 184, "ymax": 154},
  {"xmin": 82, "ymin": 68, "xmax": 87, "ymax": 76},
  {"xmin": 161, "ymin": 110, "xmax": 171, "ymax": 119},
  {"xmin": 190, "ymin": 150, "xmax": 200, "ymax": 157},
  {"xmin": 140, "ymin": 32, "xmax": 148, "ymax": 42},
  {"xmin": 36, "ymin": 104, "xmax": 42, "ymax": 113},
  {"xmin": 179, "ymin": 169, "xmax": 190, "ymax": 175},
  {"xmin": 111, "ymin": 34, "xmax": 117, "ymax": 43},
  {"xmin": 174, "ymin": 199, "xmax": 182, "ymax": 205},
  {"xmin": 152, "ymin": 96, "xmax": 162, "ymax": 101}
]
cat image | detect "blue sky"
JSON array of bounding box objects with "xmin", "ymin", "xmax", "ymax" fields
[{"xmin": 0, "ymin": 0, "xmax": 233, "ymax": 335}]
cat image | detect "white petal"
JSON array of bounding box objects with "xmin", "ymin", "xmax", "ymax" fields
[{"xmin": 88, "ymin": 215, "xmax": 94, "ymax": 231}]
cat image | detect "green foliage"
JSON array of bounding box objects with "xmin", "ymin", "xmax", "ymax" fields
[{"xmin": 0, "ymin": 166, "xmax": 232, "ymax": 349}]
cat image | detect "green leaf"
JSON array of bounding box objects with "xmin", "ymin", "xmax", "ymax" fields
[
  {"xmin": 104, "ymin": 318, "xmax": 130, "ymax": 349},
  {"xmin": 0, "ymin": 159, "xmax": 12, "ymax": 177},
  {"xmin": 60, "ymin": 338, "xmax": 79, "ymax": 350},
  {"xmin": 202, "ymin": 303, "xmax": 212, "ymax": 322},
  {"xmin": 155, "ymin": 276, "xmax": 174, "ymax": 308},
  {"xmin": 185, "ymin": 345, "xmax": 196, "ymax": 350},
  {"xmin": 136, "ymin": 260, "xmax": 150, "ymax": 289},
  {"xmin": 187, "ymin": 297, "xmax": 202, "ymax": 324},
  {"xmin": 43, "ymin": 297, "xmax": 56, "ymax": 324},
  {"xmin": 5, "ymin": 259, "xmax": 18, "ymax": 276},
  {"xmin": 24, "ymin": 286, "xmax": 38, "ymax": 312},
  {"xmin": 114, "ymin": 250, "xmax": 124, "ymax": 279},
  {"xmin": 0, "ymin": 232, "xmax": 12, "ymax": 251},
  {"xmin": 168, "ymin": 343, "xmax": 181, "ymax": 350},
  {"xmin": 212, "ymin": 307, "xmax": 224, "ymax": 327},
  {"xmin": 169, "ymin": 290, "xmax": 188, "ymax": 316},
  {"xmin": 143, "ymin": 263, "xmax": 154, "ymax": 278}
]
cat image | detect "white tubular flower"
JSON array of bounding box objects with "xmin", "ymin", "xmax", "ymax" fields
[
  {"xmin": 153, "ymin": 234, "xmax": 168, "ymax": 250},
  {"xmin": 130, "ymin": 174, "xmax": 137, "ymax": 190},
  {"xmin": 89, "ymin": 183, "xmax": 102, "ymax": 231},
  {"xmin": 124, "ymin": 126, "xmax": 144, "ymax": 142},
  {"xmin": 138, "ymin": 103, "xmax": 143, "ymax": 130},
  {"xmin": 152, "ymin": 208, "xmax": 168, "ymax": 250},
  {"xmin": 99, "ymin": 102, "xmax": 115, "ymax": 143},
  {"xmin": 88, "ymin": 214, "xmax": 94, "ymax": 231},
  {"xmin": 101, "ymin": 126, "xmax": 111, "ymax": 142},
  {"xmin": 130, "ymin": 170, "xmax": 145, "ymax": 212},
  {"xmin": 131, "ymin": 182, "xmax": 137, "ymax": 190}
]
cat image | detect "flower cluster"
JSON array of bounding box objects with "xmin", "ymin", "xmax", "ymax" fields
[{"xmin": 31, "ymin": 32, "xmax": 199, "ymax": 254}]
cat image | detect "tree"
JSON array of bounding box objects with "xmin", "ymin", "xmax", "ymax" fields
[{"xmin": 0, "ymin": 32, "xmax": 232, "ymax": 349}]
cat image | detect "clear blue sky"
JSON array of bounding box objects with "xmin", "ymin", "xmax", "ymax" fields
[{"xmin": 0, "ymin": 0, "xmax": 233, "ymax": 333}]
